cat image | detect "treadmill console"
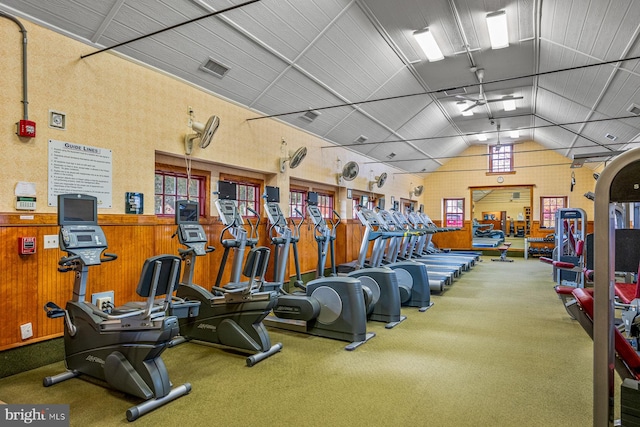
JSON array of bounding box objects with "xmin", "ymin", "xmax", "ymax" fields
[{"xmin": 357, "ymin": 208, "xmax": 380, "ymax": 226}]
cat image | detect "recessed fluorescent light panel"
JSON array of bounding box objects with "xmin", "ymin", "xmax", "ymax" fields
[
  {"xmin": 503, "ymin": 98, "xmax": 516, "ymax": 111},
  {"xmin": 477, "ymin": 133, "xmax": 488, "ymax": 142},
  {"xmin": 509, "ymin": 130, "xmax": 519, "ymax": 138},
  {"xmin": 486, "ymin": 10, "xmax": 509, "ymax": 49},
  {"xmin": 457, "ymin": 101, "xmax": 473, "ymax": 116},
  {"xmin": 413, "ymin": 28, "xmax": 444, "ymax": 62}
]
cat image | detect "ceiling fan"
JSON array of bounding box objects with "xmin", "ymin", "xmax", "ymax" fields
[{"xmin": 455, "ymin": 68, "xmax": 523, "ymax": 112}]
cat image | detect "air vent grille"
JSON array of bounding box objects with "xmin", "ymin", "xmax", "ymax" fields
[
  {"xmin": 627, "ymin": 103, "xmax": 640, "ymax": 115},
  {"xmin": 354, "ymin": 135, "xmax": 368, "ymax": 143},
  {"xmin": 200, "ymin": 58, "xmax": 229, "ymax": 78},
  {"xmin": 605, "ymin": 133, "xmax": 618, "ymax": 141},
  {"xmin": 443, "ymin": 87, "xmax": 467, "ymax": 96},
  {"xmin": 301, "ymin": 110, "xmax": 320, "ymax": 122}
]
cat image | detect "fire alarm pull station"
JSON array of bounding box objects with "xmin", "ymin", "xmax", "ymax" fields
[
  {"xmin": 16, "ymin": 120, "xmax": 36, "ymax": 138},
  {"xmin": 19, "ymin": 237, "xmax": 36, "ymax": 255}
]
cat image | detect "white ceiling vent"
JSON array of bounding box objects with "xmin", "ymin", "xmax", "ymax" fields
[
  {"xmin": 605, "ymin": 133, "xmax": 618, "ymax": 141},
  {"xmin": 354, "ymin": 135, "xmax": 368, "ymax": 143},
  {"xmin": 443, "ymin": 87, "xmax": 467, "ymax": 96},
  {"xmin": 627, "ymin": 103, "xmax": 640, "ymax": 115},
  {"xmin": 200, "ymin": 58, "xmax": 229, "ymax": 78},
  {"xmin": 300, "ymin": 110, "xmax": 320, "ymax": 122}
]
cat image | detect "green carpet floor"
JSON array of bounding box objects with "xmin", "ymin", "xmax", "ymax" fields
[{"xmin": 0, "ymin": 258, "xmax": 593, "ymax": 426}]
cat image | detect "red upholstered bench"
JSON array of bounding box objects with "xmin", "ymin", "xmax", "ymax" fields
[{"xmin": 492, "ymin": 242, "xmax": 513, "ymax": 262}]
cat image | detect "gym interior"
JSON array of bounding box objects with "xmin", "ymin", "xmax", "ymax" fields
[{"xmin": 1, "ymin": 1, "xmax": 640, "ymax": 426}]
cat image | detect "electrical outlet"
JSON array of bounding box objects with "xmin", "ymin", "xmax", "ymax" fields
[
  {"xmin": 44, "ymin": 234, "xmax": 59, "ymax": 249},
  {"xmin": 92, "ymin": 291, "xmax": 115, "ymax": 310},
  {"xmin": 95, "ymin": 296, "xmax": 112, "ymax": 310},
  {"xmin": 20, "ymin": 323, "xmax": 33, "ymax": 340}
]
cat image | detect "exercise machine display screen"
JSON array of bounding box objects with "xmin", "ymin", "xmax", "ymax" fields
[
  {"xmin": 218, "ymin": 180, "xmax": 237, "ymax": 200},
  {"xmin": 307, "ymin": 191, "xmax": 318, "ymax": 205},
  {"xmin": 176, "ymin": 200, "xmax": 199, "ymax": 224},
  {"xmin": 265, "ymin": 186, "xmax": 279, "ymax": 203},
  {"xmin": 58, "ymin": 194, "xmax": 98, "ymax": 225}
]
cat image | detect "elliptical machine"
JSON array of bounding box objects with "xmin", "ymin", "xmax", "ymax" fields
[
  {"xmin": 301, "ymin": 191, "xmax": 405, "ymax": 328},
  {"xmin": 169, "ymin": 199, "xmax": 282, "ymax": 366},
  {"xmin": 261, "ymin": 187, "xmax": 375, "ymax": 349},
  {"xmin": 43, "ymin": 194, "xmax": 192, "ymax": 422}
]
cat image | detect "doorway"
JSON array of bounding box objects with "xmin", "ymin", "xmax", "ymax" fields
[{"xmin": 470, "ymin": 185, "xmax": 534, "ymax": 249}]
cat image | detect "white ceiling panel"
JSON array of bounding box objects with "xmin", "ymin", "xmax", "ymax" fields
[{"xmin": 195, "ymin": 0, "xmax": 350, "ymax": 62}]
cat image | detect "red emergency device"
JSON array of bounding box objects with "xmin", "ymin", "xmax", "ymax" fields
[
  {"xmin": 17, "ymin": 120, "xmax": 36, "ymax": 138},
  {"xmin": 19, "ymin": 237, "xmax": 36, "ymax": 255}
]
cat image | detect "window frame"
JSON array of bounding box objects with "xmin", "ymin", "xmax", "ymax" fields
[
  {"xmin": 540, "ymin": 196, "xmax": 567, "ymax": 229},
  {"xmin": 155, "ymin": 164, "xmax": 209, "ymax": 218},
  {"xmin": 219, "ymin": 173, "xmax": 263, "ymax": 217},
  {"xmin": 289, "ymin": 188, "xmax": 306, "ymax": 218},
  {"xmin": 488, "ymin": 144, "xmax": 514, "ymax": 173},
  {"xmin": 443, "ymin": 198, "xmax": 465, "ymax": 228}
]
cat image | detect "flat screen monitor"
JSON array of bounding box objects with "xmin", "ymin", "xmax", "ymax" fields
[
  {"xmin": 377, "ymin": 198, "xmax": 385, "ymax": 210},
  {"xmin": 361, "ymin": 195, "xmax": 369, "ymax": 207},
  {"xmin": 176, "ymin": 200, "xmax": 199, "ymax": 224},
  {"xmin": 307, "ymin": 191, "xmax": 318, "ymax": 206},
  {"xmin": 265, "ymin": 186, "xmax": 280, "ymax": 203},
  {"xmin": 58, "ymin": 194, "xmax": 98, "ymax": 225},
  {"xmin": 218, "ymin": 180, "xmax": 237, "ymax": 200}
]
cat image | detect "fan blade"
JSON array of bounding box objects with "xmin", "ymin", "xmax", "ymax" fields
[
  {"xmin": 485, "ymin": 96, "xmax": 524, "ymax": 103},
  {"xmin": 462, "ymin": 102, "xmax": 479, "ymax": 112},
  {"xmin": 454, "ymin": 94, "xmax": 476, "ymax": 101}
]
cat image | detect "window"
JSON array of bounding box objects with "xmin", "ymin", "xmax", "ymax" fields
[
  {"xmin": 540, "ymin": 196, "xmax": 566, "ymax": 229},
  {"xmin": 289, "ymin": 189, "xmax": 306, "ymax": 218},
  {"xmin": 444, "ymin": 198, "xmax": 464, "ymax": 228},
  {"xmin": 317, "ymin": 192, "xmax": 335, "ymax": 219},
  {"xmin": 489, "ymin": 144, "xmax": 513, "ymax": 173},
  {"xmin": 155, "ymin": 168, "xmax": 206, "ymax": 217},
  {"xmin": 219, "ymin": 175, "xmax": 261, "ymax": 217}
]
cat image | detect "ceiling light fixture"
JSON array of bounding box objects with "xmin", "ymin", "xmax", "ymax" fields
[
  {"xmin": 477, "ymin": 133, "xmax": 488, "ymax": 142},
  {"xmin": 486, "ymin": 10, "xmax": 509, "ymax": 49},
  {"xmin": 509, "ymin": 130, "xmax": 519, "ymax": 138},
  {"xmin": 503, "ymin": 98, "xmax": 516, "ymax": 111},
  {"xmin": 456, "ymin": 101, "xmax": 473, "ymax": 116},
  {"xmin": 413, "ymin": 28, "xmax": 444, "ymax": 62}
]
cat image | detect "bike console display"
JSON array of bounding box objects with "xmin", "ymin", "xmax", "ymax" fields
[{"xmin": 58, "ymin": 194, "xmax": 107, "ymax": 265}]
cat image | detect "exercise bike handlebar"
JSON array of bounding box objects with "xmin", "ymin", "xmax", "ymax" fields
[{"xmin": 58, "ymin": 252, "xmax": 117, "ymax": 268}]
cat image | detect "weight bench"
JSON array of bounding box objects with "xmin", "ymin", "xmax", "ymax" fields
[{"xmin": 492, "ymin": 242, "xmax": 513, "ymax": 262}]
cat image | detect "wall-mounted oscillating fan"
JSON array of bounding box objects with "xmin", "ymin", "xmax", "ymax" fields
[
  {"xmin": 185, "ymin": 115, "xmax": 220, "ymax": 155},
  {"xmin": 280, "ymin": 146, "xmax": 307, "ymax": 173},
  {"xmin": 411, "ymin": 185, "xmax": 424, "ymax": 197},
  {"xmin": 369, "ymin": 172, "xmax": 387, "ymax": 190},
  {"xmin": 337, "ymin": 161, "xmax": 359, "ymax": 185}
]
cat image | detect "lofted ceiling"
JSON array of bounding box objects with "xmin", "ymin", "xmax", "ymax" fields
[{"xmin": 2, "ymin": 0, "xmax": 640, "ymax": 175}]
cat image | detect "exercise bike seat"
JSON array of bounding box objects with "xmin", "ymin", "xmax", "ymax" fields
[{"xmin": 116, "ymin": 255, "xmax": 200, "ymax": 318}]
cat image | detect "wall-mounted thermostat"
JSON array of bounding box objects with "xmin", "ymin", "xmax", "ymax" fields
[{"xmin": 16, "ymin": 196, "xmax": 36, "ymax": 211}]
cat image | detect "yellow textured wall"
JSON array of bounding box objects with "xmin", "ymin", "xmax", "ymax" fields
[
  {"xmin": 420, "ymin": 141, "xmax": 598, "ymax": 221},
  {"xmin": 0, "ymin": 20, "xmax": 419, "ymax": 217}
]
